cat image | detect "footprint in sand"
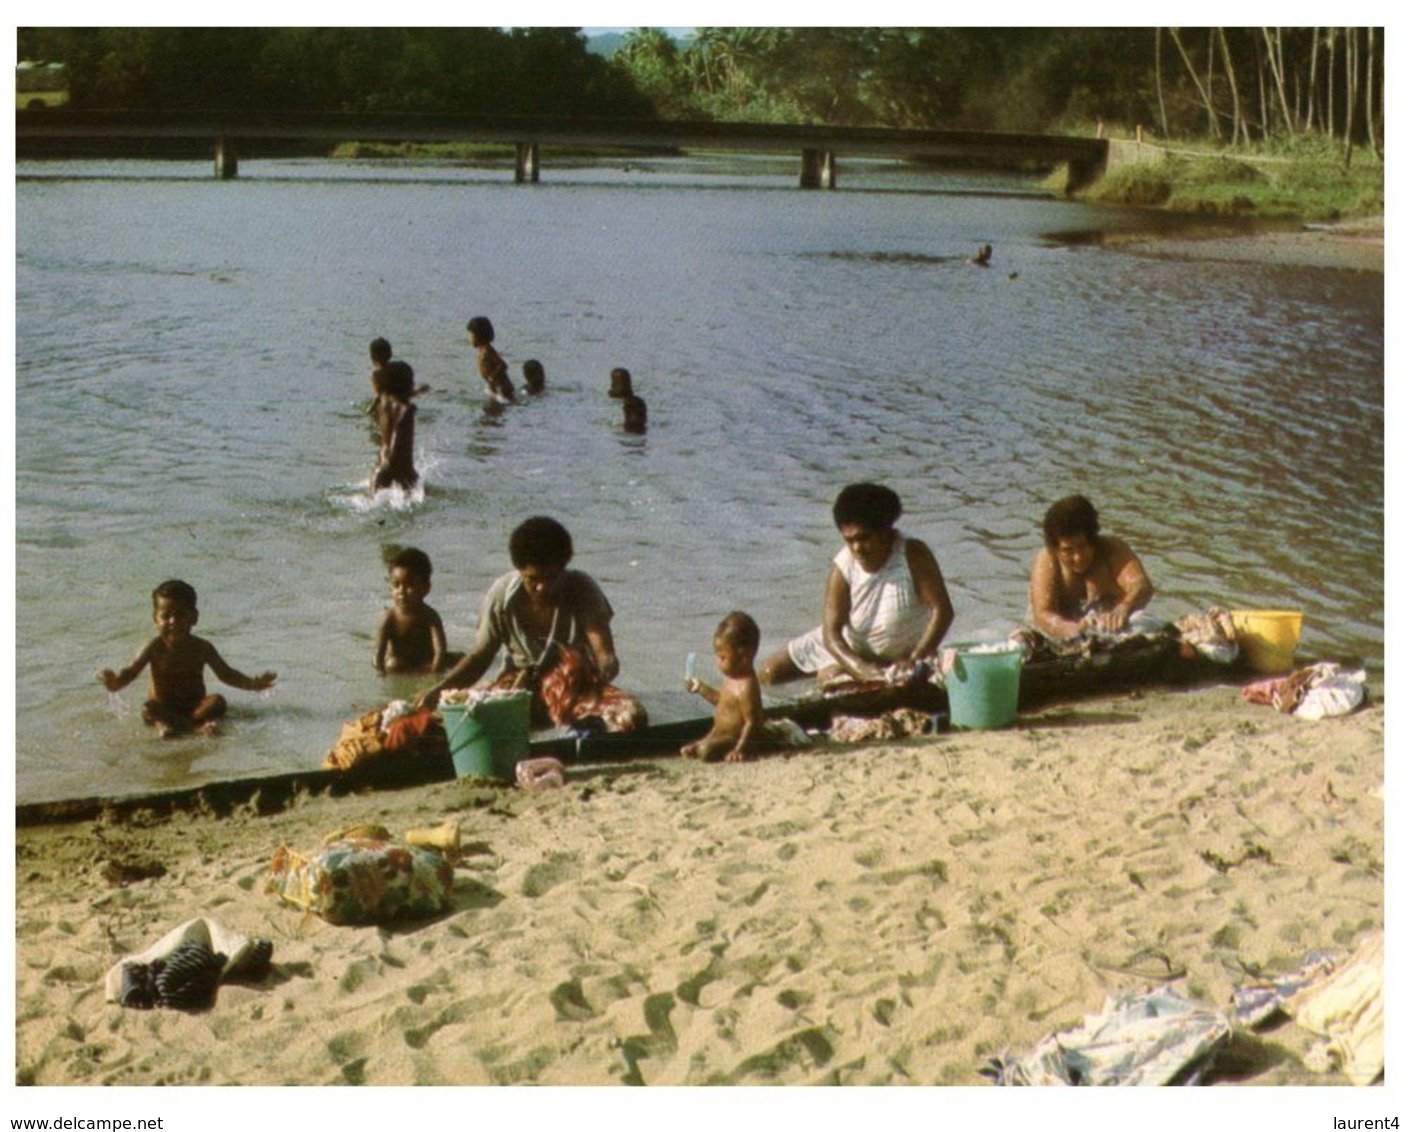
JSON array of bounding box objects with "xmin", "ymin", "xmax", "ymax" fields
[{"xmin": 521, "ymin": 851, "xmax": 581, "ymax": 897}]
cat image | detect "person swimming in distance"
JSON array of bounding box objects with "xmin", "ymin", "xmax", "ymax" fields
[{"xmin": 968, "ymin": 243, "xmax": 993, "ymax": 266}]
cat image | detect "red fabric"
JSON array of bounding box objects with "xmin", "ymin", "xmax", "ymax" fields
[
  {"xmin": 490, "ymin": 643, "xmax": 647, "ymax": 732},
  {"xmin": 383, "ymin": 707, "xmax": 439, "ymax": 752}
]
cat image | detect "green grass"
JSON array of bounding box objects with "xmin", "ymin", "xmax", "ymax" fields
[{"xmin": 1074, "ymin": 138, "xmax": 1383, "ymax": 222}]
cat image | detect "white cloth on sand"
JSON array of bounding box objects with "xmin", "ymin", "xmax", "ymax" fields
[{"xmin": 103, "ymin": 917, "xmax": 269, "ymax": 1003}]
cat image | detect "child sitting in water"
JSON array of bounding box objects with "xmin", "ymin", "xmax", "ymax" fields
[
  {"xmin": 99, "ymin": 580, "xmax": 277, "ymax": 738},
  {"xmin": 522, "ymin": 359, "xmax": 546, "ymax": 395},
  {"xmin": 681, "ymin": 611, "xmax": 765, "ymax": 763},
  {"xmin": 467, "ymin": 317, "xmax": 517, "ymax": 403},
  {"xmin": 371, "ymin": 361, "xmax": 419, "ymax": 491},
  {"xmin": 375, "ymin": 547, "xmax": 451, "ymax": 674}
]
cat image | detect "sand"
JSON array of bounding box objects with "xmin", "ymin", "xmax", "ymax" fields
[
  {"xmin": 13, "ymin": 680, "xmax": 1383, "ymax": 1088},
  {"xmin": 1115, "ymin": 215, "xmax": 1385, "ymax": 273}
]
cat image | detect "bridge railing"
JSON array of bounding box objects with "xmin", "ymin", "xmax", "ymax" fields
[{"xmin": 16, "ymin": 109, "xmax": 1109, "ymax": 189}]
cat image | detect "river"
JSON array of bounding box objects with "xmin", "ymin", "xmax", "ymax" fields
[{"xmin": 14, "ymin": 154, "xmax": 1384, "ymax": 804}]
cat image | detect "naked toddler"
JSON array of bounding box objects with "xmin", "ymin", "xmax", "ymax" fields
[
  {"xmin": 375, "ymin": 547, "xmax": 450, "ymax": 674},
  {"xmin": 681, "ymin": 611, "xmax": 765, "ymax": 763},
  {"xmin": 99, "ymin": 580, "xmax": 277, "ymax": 737}
]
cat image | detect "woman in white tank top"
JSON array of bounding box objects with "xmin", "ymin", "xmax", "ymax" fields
[{"xmin": 761, "ymin": 483, "xmax": 955, "ymax": 686}]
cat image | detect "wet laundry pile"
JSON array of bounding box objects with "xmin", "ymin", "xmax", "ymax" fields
[
  {"xmin": 1172, "ymin": 607, "xmax": 1240, "ymax": 663},
  {"xmin": 323, "ymin": 700, "xmax": 441, "ymax": 771},
  {"xmin": 828, "ymin": 707, "xmax": 936, "ymax": 744}
]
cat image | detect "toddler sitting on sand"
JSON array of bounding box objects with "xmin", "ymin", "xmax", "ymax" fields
[{"xmin": 682, "ymin": 612, "xmax": 766, "ymax": 763}]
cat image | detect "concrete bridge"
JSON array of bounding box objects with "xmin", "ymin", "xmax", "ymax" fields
[{"xmin": 15, "ymin": 109, "xmax": 1110, "ymax": 191}]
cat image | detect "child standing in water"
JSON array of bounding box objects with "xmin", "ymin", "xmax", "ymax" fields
[
  {"xmin": 99, "ymin": 580, "xmax": 277, "ymax": 737},
  {"xmin": 371, "ymin": 361, "xmax": 419, "ymax": 491},
  {"xmin": 366, "ymin": 338, "xmax": 428, "ymax": 416},
  {"xmin": 375, "ymin": 547, "xmax": 450, "ymax": 674},
  {"xmin": 623, "ymin": 394, "xmax": 648, "ymax": 434},
  {"xmin": 681, "ymin": 611, "xmax": 765, "ymax": 762},
  {"xmin": 467, "ymin": 317, "xmax": 516, "ymax": 403}
]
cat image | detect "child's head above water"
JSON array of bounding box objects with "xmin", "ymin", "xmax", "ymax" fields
[
  {"xmin": 387, "ymin": 545, "xmax": 432, "ymax": 585},
  {"xmin": 466, "ymin": 316, "xmax": 495, "ymax": 345},
  {"xmin": 151, "ymin": 579, "xmax": 200, "ymax": 639},
  {"xmin": 370, "ymin": 337, "xmax": 393, "ymax": 366},
  {"xmin": 522, "ymin": 359, "xmax": 545, "ymax": 393},
  {"xmin": 609, "ymin": 367, "xmax": 633, "ymax": 398},
  {"xmin": 152, "ymin": 578, "xmax": 198, "ymax": 614},
  {"xmin": 386, "ymin": 546, "xmax": 433, "ymax": 608}
]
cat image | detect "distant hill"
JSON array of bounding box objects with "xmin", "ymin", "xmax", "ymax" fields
[
  {"xmin": 585, "ymin": 30, "xmax": 693, "ymax": 57},
  {"xmin": 585, "ymin": 32, "xmax": 627, "ymax": 57}
]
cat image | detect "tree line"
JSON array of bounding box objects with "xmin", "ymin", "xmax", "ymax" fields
[
  {"xmin": 18, "ymin": 27, "xmax": 1384, "ymax": 153},
  {"xmin": 15, "ymin": 28, "xmax": 652, "ymax": 118}
]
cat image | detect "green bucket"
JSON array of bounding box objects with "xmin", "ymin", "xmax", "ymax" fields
[
  {"xmin": 441, "ymin": 692, "xmax": 531, "ymax": 782},
  {"xmin": 945, "ymin": 643, "xmax": 1024, "ymax": 730}
]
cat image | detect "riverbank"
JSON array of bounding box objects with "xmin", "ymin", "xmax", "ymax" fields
[
  {"xmin": 14, "ymin": 681, "xmax": 1382, "ymax": 1087},
  {"xmin": 1111, "ymin": 214, "xmax": 1384, "ymax": 273}
]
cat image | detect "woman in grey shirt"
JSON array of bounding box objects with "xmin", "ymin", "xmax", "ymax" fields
[{"xmin": 416, "ymin": 516, "xmax": 646, "ymax": 732}]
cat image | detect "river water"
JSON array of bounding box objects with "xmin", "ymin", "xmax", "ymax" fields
[{"xmin": 14, "ymin": 154, "xmax": 1384, "ymax": 804}]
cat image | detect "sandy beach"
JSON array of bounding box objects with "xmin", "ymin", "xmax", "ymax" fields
[
  {"xmin": 1116, "ymin": 215, "xmax": 1384, "ymax": 273},
  {"xmin": 14, "ymin": 678, "xmax": 1383, "ymax": 1088}
]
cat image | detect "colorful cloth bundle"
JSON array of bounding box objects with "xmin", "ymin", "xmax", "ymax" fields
[{"xmin": 266, "ymin": 837, "xmax": 454, "ymax": 925}]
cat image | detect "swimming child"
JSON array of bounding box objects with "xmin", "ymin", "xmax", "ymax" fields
[
  {"xmin": 371, "ymin": 361, "xmax": 419, "ymax": 491},
  {"xmin": 99, "ymin": 579, "xmax": 277, "ymax": 738},
  {"xmin": 522, "ymin": 359, "xmax": 546, "ymax": 395},
  {"xmin": 375, "ymin": 547, "xmax": 450, "ymax": 674},
  {"xmin": 968, "ymin": 243, "xmax": 993, "ymax": 266},
  {"xmin": 623, "ymin": 394, "xmax": 648, "ymax": 434},
  {"xmin": 609, "ymin": 367, "xmax": 633, "ymax": 398},
  {"xmin": 681, "ymin": 611, "xmax": 764, "ymax": 763},
  {"xmin": 467, "ymin": 317, "xmax": 517, "ymax": 403}
]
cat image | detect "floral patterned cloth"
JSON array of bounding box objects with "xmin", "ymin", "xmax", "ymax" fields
[
  {"xmin": 266, "ymin": 838, "xmax": 453, "ymax": 925},
  {"xmin": 489, "ymin": 640, "xmax": 647, "ymax": 732}
]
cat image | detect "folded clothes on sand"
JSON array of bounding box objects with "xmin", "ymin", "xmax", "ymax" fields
[{"xmin": 104, "ymin": 917, "xmax": 273, "ymax": 1011}]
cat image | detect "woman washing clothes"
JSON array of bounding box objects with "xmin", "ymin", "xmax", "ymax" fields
[
  {"xmin": 413, "ymin": 517, "xmax": 646, "ymax": 732},
  {"xmin": 1027, "ymin": 493, "xmax": 1155, "ymax": 640},
  {"xmin": 760, "ymin": 482, "xmax": 955, "ymax": 687}
]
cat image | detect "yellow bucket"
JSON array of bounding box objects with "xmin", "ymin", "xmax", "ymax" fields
[{"xmin": 1230, "ymin": 610, "xmax": 1304, "ymax": 673}]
